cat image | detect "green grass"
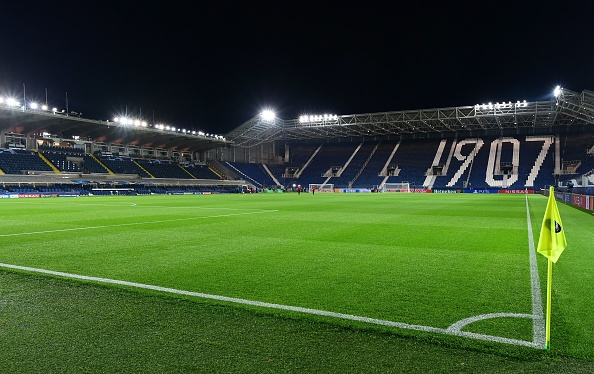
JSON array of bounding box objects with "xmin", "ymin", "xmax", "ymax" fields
[{"xmin": 0, "ymin": 193, "xmax": 593, "ymax": 372}]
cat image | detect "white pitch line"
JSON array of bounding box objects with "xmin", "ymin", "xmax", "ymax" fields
[
  {"xmin": 76, "ymin": 203, "xmax": 263, "ymax": 211},
  {"xmin": 0, "ymin": 262, "xmax": 540, "ymax": 348},
  {"xmin": 0, "ymin": 210, "xmax": 277, "ymax": 237},
  {"xmin": 525, "ymin": 194, "xmax": 546, "ymax": 347}
]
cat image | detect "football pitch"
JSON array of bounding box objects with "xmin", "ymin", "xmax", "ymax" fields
[{"xmin": 1, "ymin": 192, "xmax": 593, "ymax": 371}]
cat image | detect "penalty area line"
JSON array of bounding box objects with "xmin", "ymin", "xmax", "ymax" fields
[
  {"xmin": 0, "ymin": 262, "xmax": 540, "ymax": 348},
  {"xmin": 0, "ymin": 210, "xmax": 277, "ymax": 237}
]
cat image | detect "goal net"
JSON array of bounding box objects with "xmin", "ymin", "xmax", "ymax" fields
[
  {"xmin": 382, "ymin": 182, "xmax": 410, "ymax": 192},
  {"xmin": 309, "ymin": 183, "xmax": 334, "ymax": 192}
]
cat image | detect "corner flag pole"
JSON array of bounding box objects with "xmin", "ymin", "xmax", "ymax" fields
[{"xmin": 545, "ymin": 259, "xmax": 552, "ymax": 350}]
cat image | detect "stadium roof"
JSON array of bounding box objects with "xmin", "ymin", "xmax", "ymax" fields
[
  {"xmin": 0, "ymin": 109, "xmax": 230, "ymax": 152},
  {"xmin": 1, "ymin": 88, "xmax": 593, "ymax": 152},
  {"xmin": 226, "ymin": 88, "xmax": 594, "ymax": 148}
]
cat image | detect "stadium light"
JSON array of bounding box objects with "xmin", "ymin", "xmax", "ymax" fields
[
  {"xmin": 260, "ymin": 109, "xmax": 276, "ymax": 122},
  {"xmin": 41, "ymin": 104, "xmax": 48, "ymax": 111},
  {"xmin": 6, "ymin": 98, "xmax": 19, "ymax": 107},
  {"xmin": 29, "ymin": 102, "xmax": 38, "ymax": 110},
  {"xmin": 554, "ymin": 85, "xmax": 562, "ymax": 97},
  {"xmin": 476, "ymin": 99, "xmax": 527, "ymax": 111},
  {"xmin": 299, "ymin": 113, "xmax": 338, "ymax": 123}
]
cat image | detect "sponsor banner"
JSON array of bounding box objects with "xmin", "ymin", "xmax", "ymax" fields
[
  {"xmin": 499, "ymin": 189, "xmax": 535, "ymax": 194},
  {"xmin": 432, "ymin": 189, "xmax": 460, "ymax": 193},
  {"xmin": 464, "ymin": 189, "xmax": 499, "ymax": 194},
  {"xmin": 57, "ymin": 194, "xmax": 79, "ymax": 198},
  {"xmin": 0, "ymin": 194, "xmax": 12, "ymax": 199},
  {"xmin": 18, "ymin": 193, "xmax": 41, "ymax": 198},
  {"xmin": 337, "ymin": 189, "xmax": 372, "ymax": 193},
  {"xmin": 572, "ymin": 194, "xmax": 587, "ymax": 208},
  {"xmin": 590, "ymin": 196, "xmax": 594, "ymax": 211},
  {"xmin": 563, "ymin": 193, "xmax": 572, "ymax": 204},
  {"xmin": 384, "ymin": 189, "xmax": 430, "ymax": 193}
]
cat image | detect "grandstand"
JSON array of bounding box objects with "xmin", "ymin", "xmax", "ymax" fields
[
  {"xmin": 0, "ymin": 86, "xmax": 593, "ymax": 194},
  {"xmin": 215, "ymin": 87, "xmax": 594, "ymax": 192}
]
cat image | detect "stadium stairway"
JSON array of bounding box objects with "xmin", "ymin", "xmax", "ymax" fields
[
  {"xmin": 261, "ymin": 164, "xmax": 281, "ymax": 186},
  {"xmin": 295, "ymin": 144, "xmax": 323, "ymax": 178},
  {"xmin": 177, "ymin": 164, "xmax": 198, "ymax": 179},
  {"xmin": 33, "ymin": 149, "xmax": 61, "ymax": 174},
  {"xmin": 133, "ymin": 160, "xmax": 155, "ymax": 178},
  {"xmin": 90, "ymin": 154, "xmax": 115, "ymax": 175},
  {"xmin": 224, "ymin": 162, "xmax": 262, "ymax": 187},
  {"xmin": 348, "ymin": 142, "xmax": 379, "ymax": 188}
]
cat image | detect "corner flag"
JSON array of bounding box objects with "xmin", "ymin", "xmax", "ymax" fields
[{"xmin": 537, "ymin": 187, "xmax": 567, "ymax": 263}]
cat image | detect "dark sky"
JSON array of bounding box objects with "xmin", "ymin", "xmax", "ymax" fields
[{"xmin": 1, "ymin": 1, "xmax": 593, "ymax": 135}]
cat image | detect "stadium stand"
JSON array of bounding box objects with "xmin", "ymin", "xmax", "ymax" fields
[
  {"xmin": 136, "ymin": 159, "xmax": 194, "ymax": 179},
  {"xmin": 0, "ymin": 149, "xmax": 54, "ymax": 174},
  {"xmin": 1, "ymin": 86, "xmax": 593, "ymax": 195},
  {"xmin": 99, "ymin": 156, "xmax": 152, "ymax": 177},
  {"xmin": 183, "ymin": 164, "xmax": 220, "ymax": 179},
  {"xmin": 225, "ymin": 162, "xmax": 276, "ymax": 188}
]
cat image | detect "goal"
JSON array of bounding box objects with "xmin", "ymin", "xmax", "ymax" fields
[
  {"xmin": 382, "ymin": 182, "xmax": 410, "ymax": 192},
  {"xmin": 309, "ymin": 183, "xmax": 334, "ymax": 192}
]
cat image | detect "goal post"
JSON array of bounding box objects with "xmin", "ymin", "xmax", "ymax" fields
[
  {"xmin": 309, "ymin": 183, "xmax": 334, "ymax": 192},
  {"xmin": 382, "ymin": 182, "xmax": 410, "ymax": 192}
]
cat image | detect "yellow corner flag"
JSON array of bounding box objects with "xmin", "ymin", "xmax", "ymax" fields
[{"xmin": 537, "ymin": 186, "xmax": 567, "ymax": 263}]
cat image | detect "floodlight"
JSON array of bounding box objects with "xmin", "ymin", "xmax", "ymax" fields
[
  {"xmin": 41, "ymin": 104, "xmax": 48, "ymax": 110},
  {"xmin": 0, "ymin": 97, "xmax": 4, "ymax": 104},
  {"xmin": 261, "ymin": 109, "xmax": 276, "ymax": 121},
  {"xmin": 553, "ymin": 85, "xmax": 561, "ymax": 97},
  {"xmin": 30, "ymin": 102, "xmax": 38, "ymax": 109},
  {"xmin": 52, "ymin": 107, "xmax": 58, "ymax": 112},
  {"xmin": 6, "ymin": 98, "xmax": 19, "ymax": 107}
]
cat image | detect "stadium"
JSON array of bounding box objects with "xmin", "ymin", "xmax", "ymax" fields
[{"xmin": 1, "ymin": 85, "xmax": 594, "ymax": 372}]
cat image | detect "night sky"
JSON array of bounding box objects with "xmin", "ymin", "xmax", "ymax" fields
[{"xmin": 1, "ymin": 1, "xmax": 593, "ymax": 135}]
